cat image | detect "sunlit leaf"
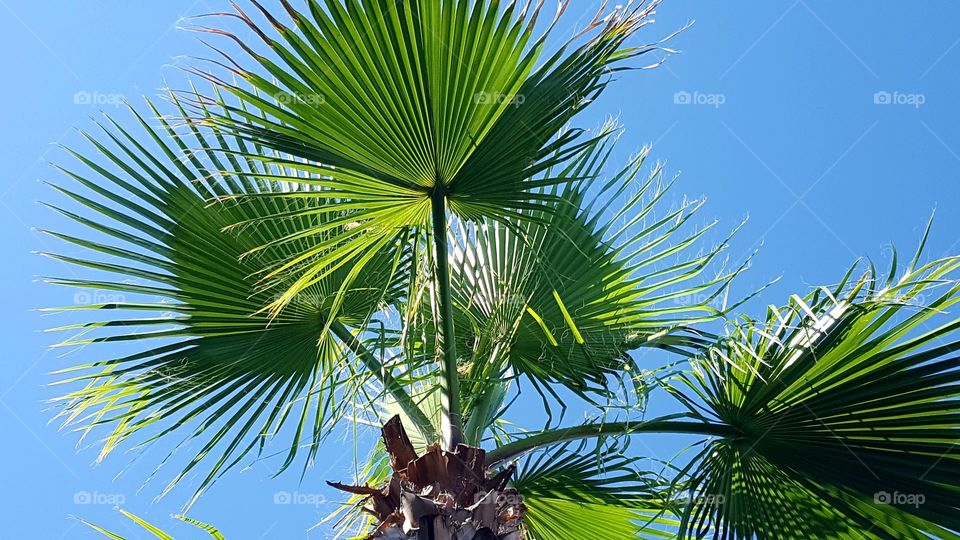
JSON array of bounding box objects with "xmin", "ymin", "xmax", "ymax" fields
[{"xmin": 185, "ymin": 0, "xmax": 670, "ymax": 313}]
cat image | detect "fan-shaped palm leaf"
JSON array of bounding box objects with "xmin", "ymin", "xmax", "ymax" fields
[
  {"xmin": 670, "ymin": 241, "xmax": 960, "ymax": 539},
  {"xmin": 183, "ymin": 0, "xmax": 671, "ymax": 312},
  {"xmin": 43, "ymin": 95, "xmax": 430, "ymax": 507}
]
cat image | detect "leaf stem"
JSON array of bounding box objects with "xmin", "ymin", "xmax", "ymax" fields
[
  {"xmin": 486, "ymin": 418, "xmax": 740, "ymax": 466},
  {"xmin": 329, "ymin": 320, "xmax": 436, "ymax": 441},
  {"xmin": 431, "ymin": 190, "xmax": 465, "ymax": 450}
]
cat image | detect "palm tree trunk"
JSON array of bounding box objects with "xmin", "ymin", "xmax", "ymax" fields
[{"xmin": 330, "ymin": 416, "xmax": 524, "ymax": 540}]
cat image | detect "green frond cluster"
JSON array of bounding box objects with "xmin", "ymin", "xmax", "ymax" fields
[
  {"xmin": 186, "ymin": 0, "xmax": 669, "ymax": 313},
  {"xmin": 44, "ymin": 95, "xmax": 412, "ymax": 507},
  {"xmin": 513, "ymin": 441, "xmax": 680, "ymax": 540},
  {"xmin": 450, "ymin": 131, "xmax": 742, "ymax": 415},
  {"xmin": 671, "ymin": 244, "xmax": 960, "ymax": 538}
]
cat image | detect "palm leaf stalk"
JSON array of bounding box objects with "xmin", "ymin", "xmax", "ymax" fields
[
  {"xmin": 431, "ymin": 189, "xmax": 465, "ymax": 450},
  {"xmin": 486, "ymin": 417, "xmax": 739, "ymax": 467}
]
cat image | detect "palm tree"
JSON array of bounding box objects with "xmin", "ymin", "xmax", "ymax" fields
[{"xmin": 43, "ymin": 1, "xmax": 960, "ymax": 538}]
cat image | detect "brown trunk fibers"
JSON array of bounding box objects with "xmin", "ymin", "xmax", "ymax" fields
[{"xmin": 330, "ymin": 416, "xmax": 525, "ymax": 539}]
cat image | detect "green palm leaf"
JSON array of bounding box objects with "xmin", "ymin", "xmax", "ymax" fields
[
  {"xmin": 183, "ymin": 0, "xmax": 670, "ymax": 313},
  {"xmin": 80, "ymin": 509, "xmax": 223, "ymax": 539},
  {"xmin": 512, "ymin": 441, "xmax": 680, "ymax": 539},
  {"xmin": 451, "ymin": 128, "xmax": 745, "ymax": 415},
  {"xmin": 43, "ymin": 95, "xmax": 427, "ymax": 508},
  {"xmin": 670, "ymin": 240, "xmax": 960, "ymax": 539}
]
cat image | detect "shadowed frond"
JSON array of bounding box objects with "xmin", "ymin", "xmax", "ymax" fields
[
  {"xmin": 43, "ymin": 95, "xmax": 429, "ymax": 508},
  {"xmin": 670, "ymin": 241, "xmax": 960, "ymax": 539}
]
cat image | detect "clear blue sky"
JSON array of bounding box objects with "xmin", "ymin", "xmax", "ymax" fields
[{"xmin": 2, "ymin": 1, "xmax": 959, "ymax": 538}]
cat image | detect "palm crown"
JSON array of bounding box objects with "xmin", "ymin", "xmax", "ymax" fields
[{"xmin": 42, "ymin": 1, "xmax": 960, "ymax": 539}]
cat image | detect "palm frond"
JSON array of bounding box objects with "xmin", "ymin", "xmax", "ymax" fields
[
  {"xmin": 670, "ymin": 241, "xmax": 960, "ymax": 539},
  {"xmin": 511, "ymin": 440, "xmax": 679, "ymax": 539},
  {"xmin": 182, "ymin": 0, "xmax": 671, "ymax": 313},
  {"xmin": 451, "ymin": 129, "xmax": 744, "ymax": 413},
  {"xmin": 43, "ymin": 95, "xmax": 425, "ymax": 508},
  {"xmin": 79, "ymin": 509, "xmax": 223, "ymax": 539}
]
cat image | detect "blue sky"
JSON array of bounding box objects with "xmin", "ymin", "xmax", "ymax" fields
[{"xmin": 2, "ymin": 1, "xmax": 959, "ymax": 538}]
